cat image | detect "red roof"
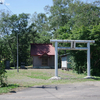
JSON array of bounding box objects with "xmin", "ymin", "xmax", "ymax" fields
[{"xmin": 30, "ymin": 43, "xmax": 55, "ymax": 56}]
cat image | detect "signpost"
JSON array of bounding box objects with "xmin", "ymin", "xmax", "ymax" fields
[{"xmin": 50, "ymin": 40, "xmax": 95, "ymax": 79}]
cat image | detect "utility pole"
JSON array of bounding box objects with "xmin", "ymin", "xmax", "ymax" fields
[{"xmin": 17, "ymin": 32, "xmax": 19, "ymax": 72}]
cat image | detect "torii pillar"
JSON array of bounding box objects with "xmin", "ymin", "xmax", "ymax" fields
[{"xmin": 50, "ymin": 40, "xmax": 95, "ymax": 80}]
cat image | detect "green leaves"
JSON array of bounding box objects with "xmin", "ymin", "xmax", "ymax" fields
[
  {"xmin": 0, "ymin": 59, "xmax": 7, "ymax": 87},
  {"xmin": 0, "ymin": 0, "xmax": 100, "ymax": 76},
  {"xmin": 69, "ymin": 24, "xmax": 100, "ymax": 75},
  {"xmin": 49, "ymin": 0, "xmax": 100, "ymax": 75}
]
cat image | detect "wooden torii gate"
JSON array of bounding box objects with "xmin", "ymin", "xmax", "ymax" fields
[{"xmin": 50, "ymin": 39, "xmax": 95, "ymax": 79}]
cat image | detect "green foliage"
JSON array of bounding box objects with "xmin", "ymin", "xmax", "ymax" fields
[
  {"xmin": 49, "ymin": 0, "xmax": 73, "ymax": 29},
  {"xmin": 69, "ymin": 0, "xmax": 100, "ymax": 28},
  {"xmin": 0, "ymin": 59, "xmax": 7, "ymax": 87},
  {"xmin": 70, "ymin": 24, "xmax": 100, "ymax": 76},
  {"xmin": 0, "ymin": 0, "xmax": 100, "ymax": 76},
  {"xmin": 48, "ymin": 0, "xmax": 100, "ymax": 76},
  {"xmin": 0, "ymin": 11, "xmax": 51, "ymax": 66},
  {"xmin": 27, "ymin": 71, "xmax": 51, "ymax": 80},
  {"xmin": 0, "ymin": 84, "xmax": 19, "ymax": 94}
]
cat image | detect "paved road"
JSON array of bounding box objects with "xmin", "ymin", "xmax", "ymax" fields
[{"xmin": 0, "ymin": 81, "xmax": 100, "ymax": 100}]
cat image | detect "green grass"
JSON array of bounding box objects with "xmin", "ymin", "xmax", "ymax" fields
[
  {"xmin": 0, "ymin": 84, "xmax": 19, "ymax": 94},
  {"xmin": 27, "ymin": 71, "xmax": 51, "ymax": 79},
  {"xmin": 0, "ymin": 69, "xmax": 100, "ymax": 94}
]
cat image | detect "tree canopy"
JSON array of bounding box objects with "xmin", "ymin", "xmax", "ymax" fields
[{"xmin": 0, "ymin": 0, "xmax": 100, "ymax": 76}]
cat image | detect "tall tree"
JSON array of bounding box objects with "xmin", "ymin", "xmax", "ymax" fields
[
  {"xmin": 31, "ymin": 12, "xmax": 49, "ymax": 33},
  {"xmin": 69, "ymin": 24, "xmax": 100, "ymax": 75},
  {"xmin": 45, "ymin": 0, "xmax": 74, "ymax": 38},
  {"xmin": 30, "ymin": 12, "xmax": 52, "ymax": 43},
  {"xmin": 0, "ymin": 10, "xmax": 16, "ymax": 67},
  {"xmin": 68, "ymin": 0, "xmax": 100, "ymax": 28}
]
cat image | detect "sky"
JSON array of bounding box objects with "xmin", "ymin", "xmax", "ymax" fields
[
  {"xmin": 0, "ymin": 0, "xmax": 53, "ymax": 15},
  {"xmin": 0, "ymin": 0, "xmax": 97, "ymax": 15}
]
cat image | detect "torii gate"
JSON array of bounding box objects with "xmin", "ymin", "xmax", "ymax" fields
[{"xmin": 50, "ymin": 40, "xmax": 95, "ymax": 79}]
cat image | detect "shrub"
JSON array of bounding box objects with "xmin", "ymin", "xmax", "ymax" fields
[{"xmin": 0, "ymin": 59, "xmax": 7, "ymax": 87}]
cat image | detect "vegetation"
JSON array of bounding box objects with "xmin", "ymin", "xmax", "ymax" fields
[
  {"xmin": 0, "ymin": 0, "xmax": 100, "ymax": 92},
  {"xmin": 0, "ymin": 59, "xmax": 7, "ymax": 87},
  {"xmin": 0, "ymin": 84, "xmax": 19, "ymax": 94},
  {"xmin": 47, "ymin": 0, "xmax": 100, "ymax": 76},
  {"xmin": 0, "ymin": 69, "xmax": 98, "ymax": 94}
]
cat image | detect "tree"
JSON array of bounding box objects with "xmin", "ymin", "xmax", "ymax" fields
[
  {"xmin": 30, "ymin": 12, "xmax": 49, "ymax": 33},
  {"xmin": 0, "ymin": 59, "xmax": 7, "ymax": 87},
  {"xmin": 68, "ymin": 0, "xmax": 100, "ymax": 28},
  {"xmin": 69, "ymin": 24, "xmax": 100, "ymax": 75},
  {"xmin": 0, "ymin": 11, "xmax": 32, "ymax": 66},
  {"xmin": 9, "ymin": 13, "xmax": 33, "ymax": 66},
  {"xmin": 48, "ymin": 0, "xmax": 100, "ymax": 75},
  {"xmin": 0, "ymin": 10, "xmax": 16, "ymax": 67},
  {"xmin": 30, "ymin": 12, "xmax": 52, "ymax": 44},
  {"xmin": 45, "ymin": 0, "xmax": 74, "ymax": 39},
  {"xmin": 49, "ymin": 0, "xmax": 73, "ymax": 29}
]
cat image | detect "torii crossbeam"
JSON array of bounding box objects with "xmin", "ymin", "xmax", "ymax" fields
[{"xmin": 50, "ymin": 39, "xmax": 95, "ymax": 79}]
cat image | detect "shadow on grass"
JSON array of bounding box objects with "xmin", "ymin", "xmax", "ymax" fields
[
  {"xmin": 6, "ymin": 67, "xmax": 28, "ymax": 70},
  {"xmin": 61, "ymin": 78, "xmax": 86, "ymax": 80},
  {"xmin": 92, "ymin": 78, "xmax": 100, "ymax": 81},
  {"xmin": 7, "ymin": 84, "xmax": 19, "ymax": 93},
  {"xmin": 0, "ymin": 84, "xmax": 20, "ymax": 94},
  {"xmin": 7, "ymin": 84, "xmax": 19, "ymax": 87},
  {"xmin": 61, "ymin": 77, "xmax": 100, "ymax": 81}
]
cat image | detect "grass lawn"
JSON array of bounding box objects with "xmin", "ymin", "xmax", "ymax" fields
[
  {"xmin": 0, "ymin": 84, "xmax": 19, "ymax": 94},
  {"xmin": 0, "ymin": 68, "xmax": 100, "ymax": 94}
]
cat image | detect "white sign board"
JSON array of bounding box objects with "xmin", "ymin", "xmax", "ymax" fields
[{"xmin": 62, "ymin": 56, "xmax": 67, "ymax": 68}]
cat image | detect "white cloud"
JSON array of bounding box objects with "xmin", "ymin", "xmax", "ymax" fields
[{"xmin": 5, "ymin": 3, "xmax": 10, "ymax": 6}]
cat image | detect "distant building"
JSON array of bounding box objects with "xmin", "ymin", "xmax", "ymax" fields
[
  {"xmin": 61, "ymin": 54, "xmax": 71, "ymax": 70},
  {"xmin": 30, "ymin": 43, "xmax": 55, "ymax": 69}
]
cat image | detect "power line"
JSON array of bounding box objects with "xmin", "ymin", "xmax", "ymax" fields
[{"xmin": 3, "ymin": 3, "xmax": 14, "ymax": 14}]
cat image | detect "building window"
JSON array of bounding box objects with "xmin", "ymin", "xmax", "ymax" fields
[{"xmin": 42, "ymin": 57, "xmax": 48, "ymax": 66}]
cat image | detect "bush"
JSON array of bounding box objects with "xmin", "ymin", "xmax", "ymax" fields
[{"xmin": 0, "ymin": 59, "xmax": 7, "ymax": 87}]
